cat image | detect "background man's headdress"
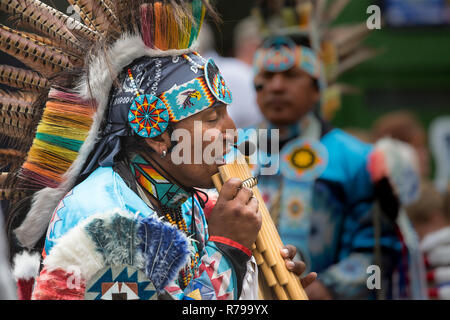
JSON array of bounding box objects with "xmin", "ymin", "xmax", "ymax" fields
[
  {"xmin": 0, "ymin": 0, "xmax": 228, "ymax": 250},
  {"xmin": 252, "ymin": 0, "xmax": 379, "ymax": 119}
]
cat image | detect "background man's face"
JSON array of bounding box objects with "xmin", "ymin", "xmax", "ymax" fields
[{"xmin": 255, "ymin": 66, "xmax": 320, "ymax": 127}]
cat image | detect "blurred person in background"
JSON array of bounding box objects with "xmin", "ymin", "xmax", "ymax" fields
[
  {"xmin": 407, "ymin": 182, "xmax": 449, "ymax": 241},
  {"xmin": 412, "ymin": 185, "xmax": 450, "ymax": 299},
  {"xmin": 235, "ymin": 0, "xmax": 422, "ymax": 300},
  {"xmin": 371, "ymin": 110, "xmax": 445, "ymax": 299},
  {"xmin": 372, "ymin": 110, "xmax": 431, "ymax": 180},
  {"xmin": 429, "ymin": 117, "xmax": 450, "ymax": 193},
  {"xmin": 198, "ymin": 19, "xmax": 264, "ymax": 129}
]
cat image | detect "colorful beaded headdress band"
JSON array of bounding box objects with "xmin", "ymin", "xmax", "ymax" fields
[
  {"xmin": 125, "ymin": 54, "xmax": 232, "ymax": 139},
  {"xmin": 253, "ymin": 36, "xmax": 321, "ymax": 80}
]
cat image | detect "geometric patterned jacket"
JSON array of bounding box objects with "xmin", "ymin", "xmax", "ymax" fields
[{"xmin": 32, "ymin": 166, "xmax": 253, "ymax": 300}]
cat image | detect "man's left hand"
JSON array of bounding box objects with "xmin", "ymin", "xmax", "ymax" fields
[{"xmin": 281, "ymin": 244, "xmax": 317, "ymax": 288}]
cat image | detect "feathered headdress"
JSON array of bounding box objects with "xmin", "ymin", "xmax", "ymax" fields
[
  {"xmin": 0, "ymin": 0, "xmax": 224, "ymax": 251},
  {"xmin": 252, "ymin": 0, "xmax": 379, "ymax": 120}
]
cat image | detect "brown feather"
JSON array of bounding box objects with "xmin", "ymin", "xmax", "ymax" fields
[
  {"xmin": 0, "ymin": 172, "xmax": 7, "ymax": 185},
  {"xmin": 326, "ymin": 23, "xmax": 371, "ymax": 57},
  {"xmin": 67, "ymin": 0, "xmax": 121, "ymax": 36},
  {"xmin": 314, "ymin": 0, "xmax": 327, "ymax": 23},
  {"xmin": 16, "ymin": 31, "xmax": 57, "ymax": 48},
  {"xmin": 97, "ymin": 0, "xmax": 121, "ymax": 28},
  {"xmin": 0, "ymin": 118, "xmax": 30, "ymax": 139},
  {"xmin": 337, "ymin": 47, "xmax": 380, "ymax": 76},
  {"xmin": 0, "ymin": 188, "xmax": 27, "ymax": 201},
  {"xmin": 0, "ymin": 0, "xmax": 89, "ymax": 55},
  {"xmin": 0, "ymin": 149, "xmax": 26, "ymax": 164},
  {"xmin": 17, "ymin": 30, "xmax": 84, "ymax": 63},
  {"xmin": 0, "ymin": 90, "xmax": 39, "ymax": 145},
  {"xmin": 3, "ymin": 27, "xmax": 83, "ymax": 67},
  {"xmin": 0, "ymin": 65, "xmax": 49, "ymax": 92},
  {"xmin": 323, "ymin": 0, "xmax": 351, "ymax": 26},
  {"xmin": 0, "ymin": 24, "xmax": 74, "ymax": 77},
  {"xmin": 25, "ymin": 0, "xmax": 100, "ymax": 43},
  {"xmin": 0, "ymin": 89, "xmax": 40, "ymax": 122}
]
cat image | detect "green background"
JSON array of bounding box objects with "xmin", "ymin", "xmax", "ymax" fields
[{"xmin": 212, "ymin": 0, "xmax": 450, "ymax": 131}]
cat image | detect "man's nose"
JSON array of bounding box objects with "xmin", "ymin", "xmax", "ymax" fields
[
  {"xmin": 224, "ymin": 107, "xmax": 237, "ymax": 132},
  {"xmin": 267, "ymin": 73, "xmax": 287, "ymax": 92}
]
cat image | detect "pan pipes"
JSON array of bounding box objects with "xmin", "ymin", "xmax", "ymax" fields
[{"xmin": 212, "ymin": 157, "xmax": 309, "ymax": 300}]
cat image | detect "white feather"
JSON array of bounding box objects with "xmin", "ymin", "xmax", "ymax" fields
[
  {"xmin": 12, "ymin": 251, "xmax": 41, "ymax": 281},
  {"xmin": 373, "ymin": 137, "xmax": 421, "ymax": 205},
  {"xmin": 15, "ymin": 187, "xmax": 67, "ymax": 248}
]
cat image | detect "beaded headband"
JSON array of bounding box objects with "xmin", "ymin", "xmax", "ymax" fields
[
  {"xmin": 127, "ymin": 54, "xmax": 233, "ymax": 138},
  {"xmin": 253, "ymin": 36, "xmax": 321, "ymax": 80}
]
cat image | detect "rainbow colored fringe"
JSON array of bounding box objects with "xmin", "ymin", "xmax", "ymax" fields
[
  {"xmin": 140, "ymin": 0, "xmax": 206, "ymax": 50},
  {"xmin": 19, "ymin": 89, "xmax": 96, "ymax": 190}
]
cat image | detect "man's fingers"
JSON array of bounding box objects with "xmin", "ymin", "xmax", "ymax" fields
[
  {"xmin": 219, "ymin": 178, "xmax": 242, "ymax": 200},
  {"xmin": 300, "ymin": 272, "xmax": 317, "ymax": 289},
  {"xmin": 281, "ymin": 245, "xmax": 297, "ymax": 260},
  {"xmin": 247, "ymin": 196, "xmax": 259, "ymax": 211},
  {"xmin": 286, "ymin": 260, "xmax": 306, "ymax": 276},
  {"xmin": 235, "ymin": 186, "xmax": 253, "ymax": 204}
]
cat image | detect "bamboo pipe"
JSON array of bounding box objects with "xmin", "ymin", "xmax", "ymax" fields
[
  {"xmin": 211, "ymin": 158, "xmax": 309, "ymax": 300},
  {"xmin": 218, "ymin": 163, "xmax": 290, "ymax": 286},
  {"xmin": 253, "ymin": 247, "xmax": 289, "ymax": 300}
]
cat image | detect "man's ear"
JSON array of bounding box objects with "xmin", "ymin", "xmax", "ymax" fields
[{"xmin": 142, "ymin": 131, "xmax": 172, "ymax": 156}]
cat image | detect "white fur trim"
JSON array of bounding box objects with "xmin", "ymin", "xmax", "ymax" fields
[
  {"xmin": 44, "ymin": 209, "xmax": 145, "ymax": 281},
  {"xmin": 15, "ymin": 187, "xmax": 67, "ymax": 249},
  {"xmin": 43, "ymin": 220, "xmax": 105, "ymax": 281},
  {"xmin": 373, "ymin": 138, "xmax": 421, "ymax": 205},
  {"xmin": 15, "ymin": 34, "xmax": 197, "ymax": 248},
  {"xmin": 421, "ymin": 227, "xmax": 450, "ymax": 253},
  {"xmin": 12, "ymin": 251, "xmax": 41, "ymax": 281}
]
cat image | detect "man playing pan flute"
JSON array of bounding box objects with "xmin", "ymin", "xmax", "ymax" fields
[
  {"xmin": 244, "ymin": 1, "xmax": 422, "ymax": 299},
  {"xmin": 0, "ymin": 0, "xmax": 315, "ymax": 300}
]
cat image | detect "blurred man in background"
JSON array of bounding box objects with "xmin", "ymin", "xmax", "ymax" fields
[
  {"xmin": 372, "ymin": 111, "xmax": 431, "ymax": 180},
  {"xmin": 242, "ymin": 0, "xmax": 427, "ymax": 300},
  {"xmin": 413, "ymin": 185, "xmax": 450, "ymax": 299}
]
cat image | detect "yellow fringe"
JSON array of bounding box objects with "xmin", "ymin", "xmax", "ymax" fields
[{"xmin": 36, "ymin": 123, "xmax": 89, "ymax": 141}]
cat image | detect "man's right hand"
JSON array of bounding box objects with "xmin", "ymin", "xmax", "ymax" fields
[{"xmin": 207, "ymin": 178, "xmax": 262, "ymax": 249}]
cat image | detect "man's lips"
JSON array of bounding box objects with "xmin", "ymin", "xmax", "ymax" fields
[
  {"xmin": 265, "ymin": 98, "xmax": 291, "ymax": 110},
  {"xmin": 210, "ymin": 142, "xmax": 232, "ymax": 165}
]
